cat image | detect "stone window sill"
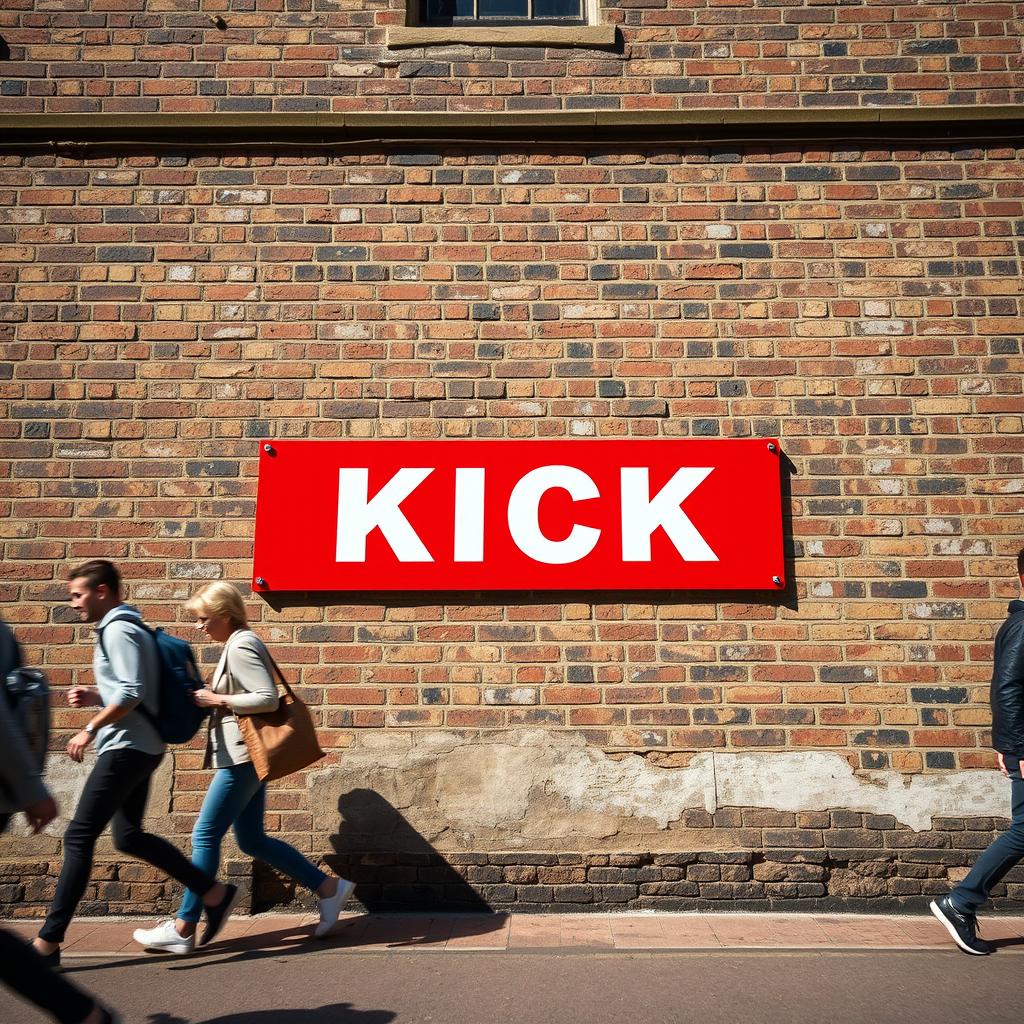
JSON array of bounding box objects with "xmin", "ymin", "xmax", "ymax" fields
[{"xmin": 387, "ymin": 25, "xmax": 617, "ymax": 49}]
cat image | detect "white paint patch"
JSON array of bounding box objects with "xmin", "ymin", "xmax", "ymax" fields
[
  {"xmin": 715, "ymin": 752, "xmax": 1006, "ymax": 832},
  {"xmin": 860, "ymin": 320, "xmax": 909, "ymax": 336}
]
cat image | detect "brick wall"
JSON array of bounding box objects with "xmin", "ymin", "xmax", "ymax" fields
[
  {"xmin": 2, "ymin": 0, "xmax": 1024, "ymax": 916},
  {"xmin": 2, "ymin": 141, "xmax": 1023, "ymax": 762},
  {"xmin": 2, "ymin": 0, "xmax": 1022, "ymax": 115}
]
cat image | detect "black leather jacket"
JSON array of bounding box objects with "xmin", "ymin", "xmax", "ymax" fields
[{"xmin": 990, "ymin": 599, "xmax": 1024, "ymax": 757}]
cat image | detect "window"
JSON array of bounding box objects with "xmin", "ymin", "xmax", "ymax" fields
[
  {"xmin": 389, "ymin": 0, "xmax": 615, "ymax": 47},
  {"xmin": 423, "ymin": 0, "xmax": 583, "ymax": 23}
]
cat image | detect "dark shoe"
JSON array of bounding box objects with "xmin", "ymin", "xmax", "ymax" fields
[
  {"xmin": 198, "ymin": 883, "xmax": 240, "ymax": 947},
  {"xmin": 34, "ymin": 944, "xmax": 60, "ymax": 971},
  {"xmin": 930, "ymin": 896, "xmax": 991, "ymax": 955}
]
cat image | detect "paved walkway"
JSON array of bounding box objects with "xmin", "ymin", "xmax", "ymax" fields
[{"xmin": 5, "ymin": 911, "xmax": 1024, "ymax": 956}]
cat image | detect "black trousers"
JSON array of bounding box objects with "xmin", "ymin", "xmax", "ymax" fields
[
  {"xmin": 0, "ymin": 928, "xmax": 95, "ymax": 1023},
  {"xmin": 39, "ymin": 747, "xmax": 217, "ymax": 944}
]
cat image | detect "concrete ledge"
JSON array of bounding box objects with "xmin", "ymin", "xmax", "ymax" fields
[{"xmin": 387, "ymin": 25, "xmax": 617, "ymax": 49}]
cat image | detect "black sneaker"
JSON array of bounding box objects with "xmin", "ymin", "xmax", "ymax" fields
[
  {"xmin": 198, "ymin": 883, "xmax": 241, "ymax": 947},
  {"xmin": 929, "ymin": 896, "xmax": 991, "ymax": 955},
  {"xmin": 35, "ymin": 945, "xmax": 60, "ymax": 971}
]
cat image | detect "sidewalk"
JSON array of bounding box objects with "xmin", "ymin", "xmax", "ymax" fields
[{"xmin": 6, "ymin": 911, "xmax": 1024, "ymax": 957}]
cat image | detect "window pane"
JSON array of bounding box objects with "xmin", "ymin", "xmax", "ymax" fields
[
  {"xmin": 424, "ymin": 0, "xmax": 474, "ymax": 19},
  {"xmin": 533, "ymin": 0, "xmax": 580, "ymax": 16},
  {"xmin": 477, "ymin": 0, "xmax": 529, "ymax": 17}
]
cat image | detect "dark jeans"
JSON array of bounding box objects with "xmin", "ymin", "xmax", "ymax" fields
[
  {"xmin": 0, "ymin": 928, "xmax": 95, "ymax": 1023},
  {"xmin": 39, "ymin": 747, "xmax": 217, "ymax": 944},
  {"xmin": 951, "ymin": 759, "xmax": 1024, "ymax": 914}
]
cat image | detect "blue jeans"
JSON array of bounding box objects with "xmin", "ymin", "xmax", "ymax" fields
[
  {"xmin": 950, "ymin": 758, "xmax": 1024, "ymax": 914},
  {"xmin": 179, "ymin": 760, "xmax": 327, "ymax": 923}
]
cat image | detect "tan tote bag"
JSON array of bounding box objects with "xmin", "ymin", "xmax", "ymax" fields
[{"xmin": 232, "ymin": 646, "xmax": 325, "ymax": 783}]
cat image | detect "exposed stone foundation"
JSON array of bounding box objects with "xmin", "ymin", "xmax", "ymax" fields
[{"xmin": 5, "ymin": 811, "xmax": 1024, "ymax": 918}]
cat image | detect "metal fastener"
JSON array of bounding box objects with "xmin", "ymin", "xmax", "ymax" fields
[
  {"xmin": 767, "ymin": 442, "xmax": 777, "ymax": 453},
  {"xmin": 255, "ymin": 577, "xmax": 266, "ymax": 587},
  {"xmin": 772, "ymin": 576, "xmax": 782, "ymax": 586},
  {"xmin": 263, "ymin": 444, "xmax": 274, "ymax": 455}
]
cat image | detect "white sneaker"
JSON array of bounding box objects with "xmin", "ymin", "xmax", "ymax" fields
[
  {"xmin": 132, "ymin": 919, "xmax": 195, "ymax": 955},
  {"xmin": 314, "ymin": 878, "xmax": 356, "ymax": 938}
]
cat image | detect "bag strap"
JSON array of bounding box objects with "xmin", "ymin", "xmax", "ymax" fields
[
  {"xmin": 263, "ymin": 649, "xmax": 297, "ymax": 699},
  {"xmin": 223, "ymin": 632, "xmax": 296, "ymax": 703}
]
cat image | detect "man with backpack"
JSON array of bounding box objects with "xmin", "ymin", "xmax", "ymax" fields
[{"xmin": 32, "ymin": 560, "xmax": 239, "ymax": 967}]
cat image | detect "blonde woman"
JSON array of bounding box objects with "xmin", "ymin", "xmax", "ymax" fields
[{"xmin": 133, "ymin": 582, "xmax": 354, "ymax": 954}]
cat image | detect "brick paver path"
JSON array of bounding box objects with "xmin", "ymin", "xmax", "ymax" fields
[{"xmin": 5, "ymin": 912, "xmax": 1024, "ymax": 957}]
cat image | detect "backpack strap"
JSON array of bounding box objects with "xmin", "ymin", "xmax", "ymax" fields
[
  {"xmin": 96, "ymin": 610, "xmax": 150, "ymax": 662},
  {"xmin": 95, "ymin": 612, "xmax": 160, "ymax": 729}
]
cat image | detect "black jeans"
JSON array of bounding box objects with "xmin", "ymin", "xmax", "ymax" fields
[
  {"xmin": 0, "ymin": 928, "xmax": 95, "ymax": 1023},
  {"xmin": 39, "ymin": 747, "xmax": 217, "ymax": 944},
  {"xmin": 951, "ymin": 759, "xmax": 1024, "ymax": 913}
]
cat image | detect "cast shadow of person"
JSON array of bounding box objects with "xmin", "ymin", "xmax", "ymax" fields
[
  {"xmin": 148, "ymin": 1006, "xmax": 394, "ymax": 1024},
  {"xmin": 325, "ymin": 788, "xmax": 493, "ymax": 915}
]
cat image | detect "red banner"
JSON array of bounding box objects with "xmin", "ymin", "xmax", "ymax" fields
[{"xmin": 252, "ymin": 439, "xmax": 786, "ymax": 592}]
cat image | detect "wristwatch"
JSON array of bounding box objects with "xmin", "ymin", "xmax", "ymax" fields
[{"xmin": 84, "ymin": 722, "xmax": 97, "ymax": 737}]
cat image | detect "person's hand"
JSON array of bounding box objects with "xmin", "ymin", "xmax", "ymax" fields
[
  {"xmin": 23, "ymin": 796, "xmax": 58, "ymax": 834},
  {"xmin": 68, "ymin": 686, "xmax": 100, "ymax": 708},
  {"xmin": 192, "ymin": 687, "xmax": 225, "ymax": 709},
  {"xmin": 67, "ymin": 729, "xmax": 94, "ymax": 763}
]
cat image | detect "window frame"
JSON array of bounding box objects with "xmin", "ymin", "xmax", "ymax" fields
[
  {"xmin": 388, "ymin": 0, "xmax": 616, "ymax": 48},
  {"xmin": 420, "ymin": 0, "xmax": 586, "ymax": 27}
]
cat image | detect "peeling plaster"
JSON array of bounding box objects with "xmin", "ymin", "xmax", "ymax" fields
[
  {"xmin": 3, "ymin": 732, "xmax": 1008, "ymax": 861},
  {"xmin": 309, "ymin": 730, "xmax": 1008, "ymax": 850},
  {"xmin": 0, "ymin": 756, "xmax": 174, "ymax": 856}
]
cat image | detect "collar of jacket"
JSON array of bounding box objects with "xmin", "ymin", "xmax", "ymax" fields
[{"xmin": 1009, "ymin": 599, "xmax": 1024, "ymax": 615}]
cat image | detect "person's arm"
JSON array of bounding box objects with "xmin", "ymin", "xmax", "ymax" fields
[
  {"xmin": 0, "ymin": 687, "xmax": 56, "ymax": 831},
  {"xmin": 195, "ymin": 636, "xmax": 279, "ymax": 715},
  {"xmin": 67, "ymin": 623, "xmax": 151, "ymax": 762},
  {"xmin": 993, "ymin": 618, "xmax": 1024, "ymax": 771}
]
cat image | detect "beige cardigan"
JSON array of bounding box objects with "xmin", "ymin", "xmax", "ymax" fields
[{"xmin": 205, "ymin": 630, "xmax": 280, "ymax": 769}]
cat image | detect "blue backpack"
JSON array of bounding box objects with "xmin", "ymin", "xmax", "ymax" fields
[{"xmin": 99, "ymin": 615, "xmax": 208, "ymax": 744}]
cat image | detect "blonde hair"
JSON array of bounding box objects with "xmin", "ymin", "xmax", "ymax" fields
[{"xmin": 185, "ymin": 581, "xmax": 249, "ymax": 629}]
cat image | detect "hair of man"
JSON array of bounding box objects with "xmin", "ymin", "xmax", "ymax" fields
[{"xmin": 66, "ymin": 559, "xmax": 121, "ymax": 597}]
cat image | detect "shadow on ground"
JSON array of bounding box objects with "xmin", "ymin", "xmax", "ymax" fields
[{"xmin": 147, "ymin": 1007, "xmax": 394, "ymax": 1024}]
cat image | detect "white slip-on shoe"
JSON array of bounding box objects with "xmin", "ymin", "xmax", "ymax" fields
[
  {"xmin": 314, "ymin": 878, "xmax": 356, "ymax": 938},
  {"xmin": 132, "ymin": 919, "xmax": 195, "ymax": 955}
]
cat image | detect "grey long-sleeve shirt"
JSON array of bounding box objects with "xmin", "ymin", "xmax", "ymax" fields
[
  {"xmin": 207, "ymin": 629, "xmax": 280, "ymax": 768},
  {"xmin": 93, "ymin": 605, "xmax": 164, "ymax": 756}
]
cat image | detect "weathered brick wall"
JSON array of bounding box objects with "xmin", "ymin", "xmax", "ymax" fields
[
  {"xmin": 2, "ymin": 0, "xmax": 1022, "ymax": 115},
  {"xmin": 2, "ymin": 130, "xmax": 1024, "ymax": 909},
  {"xmin": 2, "ymin": 141, "xmax": 1023, "ymax": 760}
]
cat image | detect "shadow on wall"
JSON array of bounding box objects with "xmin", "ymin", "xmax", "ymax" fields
[{"xmin": 325, "ymin": 788, "xmax": 493, "ymax": 914}]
